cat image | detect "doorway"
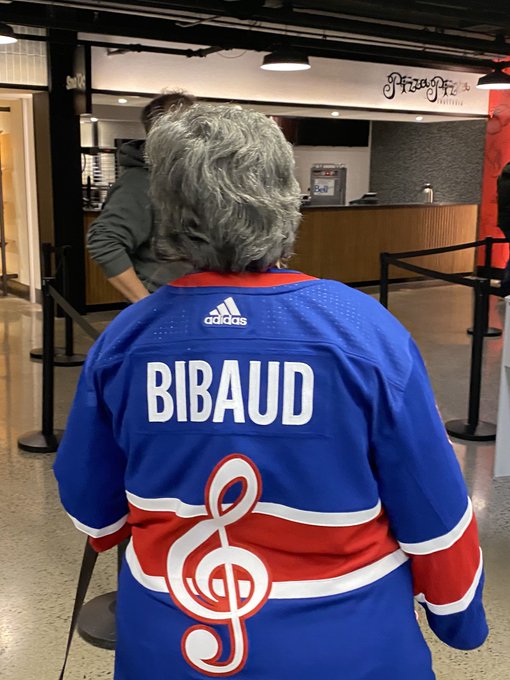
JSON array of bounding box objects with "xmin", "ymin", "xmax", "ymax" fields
[{"xmin": 0, "ymin": 94, "xmax": 40, "ymax": 302}]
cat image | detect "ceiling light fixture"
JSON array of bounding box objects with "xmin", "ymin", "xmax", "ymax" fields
[
  {"xmin": 118, "ymin": 98, "xmax": 128, "ymax": 104},
  {"xmin": 416, "ymin": 116, "xmax": 424, "ymax": 121},
  {"xmin": 331, "ymin": 111, "xmax": 340, "ymax": 117},
  {"xmin": 0, "ymin": 23, "xmax": 17, "ymax": 45},
  {"xmin": 261, "ymin": 49, "xmax": 310, "ymax": 72},
  {"xmin": 477, "ymin": 62, "xmax": 510, "ymax": 90}
]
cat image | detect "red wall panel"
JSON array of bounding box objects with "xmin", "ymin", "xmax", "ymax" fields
[{"xmin": 479, "ymin": 90, "xmax": 510, "ymax": 267}]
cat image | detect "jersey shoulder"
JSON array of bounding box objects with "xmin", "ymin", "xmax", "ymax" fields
[{"xmin": 288, "ymin": 278, "xmax": 413, "ymax": 389}]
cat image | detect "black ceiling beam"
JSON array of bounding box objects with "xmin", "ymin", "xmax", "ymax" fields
[
  {"xmin": 18, "ymin": 0, "xmax": 510, "ymax": 56},
  {"xmin": 7, "ymin": 0, "xmax": 510, "ymax": 37},
  {"xmin": 294, "ymin": 0, "xmax": 510, "ymax": 32},
  {"xmin": 98, "ymin": 0, "xmax": 510, "ymax": 35},
  {"xmin": 216, "ymin": 6, "xmax": 510, "ymax": 56},
  {"xmin": 0, "ymin": 2, "xmax": 494, "ymax": 71}
]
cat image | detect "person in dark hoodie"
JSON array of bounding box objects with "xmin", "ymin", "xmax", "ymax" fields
[
  {"xmin": 497, "ymin": 162, "xmax": 510, "ymax": 290},
  {"xmin": 87, "ymin": 92, "xmax": 196, "ymax": 302}
]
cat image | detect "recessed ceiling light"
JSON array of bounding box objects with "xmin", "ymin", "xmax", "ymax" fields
[
  {"xmin": 118, "ymin": 98, "xmax": 128, "ymax": 104},
  {"xmin": 331, "ymin": 111, "xmax": 340, "ymax": 117},
  {"xmin": 416, "ymin": 116, "xmax": 424, "ymax": 121},
  {"xmin": 90, "ymin": 117, "xmax": 98, "ymax": 123}
]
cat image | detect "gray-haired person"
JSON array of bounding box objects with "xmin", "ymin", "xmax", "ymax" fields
[
  {"xmin": 86, "ymin": 91, "xmax": 196, "ymax": 303},
  {"xmin": 55, "ymin": 104, "xmax": 487, "ymax": 680}
]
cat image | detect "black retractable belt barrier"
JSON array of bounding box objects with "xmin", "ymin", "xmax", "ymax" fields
[
  {"xmin": 19, "ymin": 251, "xmax": 122, "ymax": 661},
  {"xmin": 30, "ymin": 243, "xmax": 87, "ymax": 366},
  {"xmin": 54, "ymin": 245, "xmax": 87, "ymax": 366},
  {"xmin": 30, "ymin": 243, "xmax": 65, "ymax": 361},
  {"xmin": 20, "ymin": 273, "xmax": 100, "ymax": 454},
  {"xmin": 58, "ymin": 541, "xmax": 98, "ymax": 680},
  {"xmin": 76, "ymin": 541, "xmax": 128, "ymax": 651},
  {"xmin": 58, "ymin": 540, "xmax": 128, "ymax": 679},
  {"xmin": 36, "ymin": 288, "xmax": 120, "ymax": 652},
  {"xmin": 446, "ymin": 279, "xmax": 497, "ymax": 441},
  {"xmin": 379, "ymin": 253, "xmax": 389, "ymax": 309},
  {"xmin": 18, "ymin": 277, "xmax": 64, "ymax": 453},
  {"xmin": 467, "ymin": 237, "xmax": 502, "ymax": 338},
  {"xmin": 379, "ymin": 237, "xmax": 500, "ymax": 443}
]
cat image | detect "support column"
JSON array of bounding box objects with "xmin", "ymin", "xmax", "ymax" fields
[{"xmin": 47, "ymin": 29, "xmax": 86, "ymax": 312}]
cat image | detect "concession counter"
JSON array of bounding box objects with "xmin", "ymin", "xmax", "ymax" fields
[{"xmin": 289, "ymin": 203, "xmax": 478, "ymax": 285}]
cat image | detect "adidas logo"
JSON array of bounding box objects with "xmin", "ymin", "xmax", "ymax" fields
[{"xmin": 204, "ymin": 297, "xmax": 248, "ymax": 326}]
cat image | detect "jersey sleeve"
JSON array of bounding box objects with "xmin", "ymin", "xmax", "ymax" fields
[
  {"xmin": 372, "ymin": 338, "xmax": 488, "ymax": 650},
  {"xmin": 53, "ymin": 344, "xmax": 130, "ymax": 552}
]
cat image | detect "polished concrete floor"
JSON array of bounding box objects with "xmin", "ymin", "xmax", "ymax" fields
[{"xmin": 1, "ymin": 282, "xmax": 509, "ymax": 679}]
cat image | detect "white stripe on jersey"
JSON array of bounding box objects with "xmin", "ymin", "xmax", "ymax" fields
[
  {"xmin": 399, "ymin": 499, "xmax": 473, "ymax": 555},
  {"xmin": 125, "ymin": 541, "xmax": 408, "ymax": 598},
  {"xmin": 126, "ymin": 491, "xmax": 383, "ymax": 527}
]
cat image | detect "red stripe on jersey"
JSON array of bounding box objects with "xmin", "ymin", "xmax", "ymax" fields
[
  {"xmin": 169, "ymin": 271, "xmax": 317, "ymax": 288},
  {"xmin": 409, "ymin": 514, "xmax": 480, "ymax": 604},
  {"xmin": 89, "ymin": 522, "xmax": 132, "ymax": 553},
  {"xmin": 127, "ymin": 505, "xmax": 399, "ymax": 582}
]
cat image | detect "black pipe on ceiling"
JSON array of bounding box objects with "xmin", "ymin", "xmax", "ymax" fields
[{"xmin": 0, "ymin": 1, "xmax": 501, "ymax": 72}]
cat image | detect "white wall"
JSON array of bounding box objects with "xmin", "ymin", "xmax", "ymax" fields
[
  {"xmin": 87, "ymin": 38, "xmax": 489, "ymax": 116},
  {"xmin": 21, "ymin": 96, "xmax": 41, "ymax": 301},
  {"xmin": 80, "ymin": 118, "xmax": 370, "ymax": 204},
  {"xmin": 293, "ymin": 146, "xmax": 371, "ymax": 204},
  {"xmin": 0, "ymin": 27, "xmax": 47, "ymax": 87},
  {"xmin": 98, "ymin": 121, "xmax": 145, "ymax": 147},
  {"xmin": 80, "ymin": 120, "xmax": 145, "ymax": 147}
]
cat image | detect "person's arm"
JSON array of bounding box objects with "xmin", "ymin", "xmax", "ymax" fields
[
  {"xmin": 372, "ymin": 338, "xmax": 488, "ymax": 650},
  {"xmin": 53, "ymin": 341, "xmax": 129, "ymax": 552},
  {"xmin": 87, "ymin": 170, "xmax": 152, "ymax": 301},
  {"xmin": 108, "ymin": 267, "xmax": 150, "ymax": 303}
]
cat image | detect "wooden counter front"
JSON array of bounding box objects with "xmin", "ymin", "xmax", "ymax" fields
[
  {"xmin": 289, "ymin": 204, "xmax": 478, "ymax": 284},
  {"xmin": 83, "ymin": 210, "xmax": 125, "ymax": 306}
]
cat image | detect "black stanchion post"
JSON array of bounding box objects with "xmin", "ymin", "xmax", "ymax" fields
[
  {"xmin": 42, "ymin": 277, "xmax": 56, "ymax": 441},
  {"xmin": 380, "ymin": 253, "xmax": 389, "ymax": 308},
  {"xmin": 54, "ymin": 245, "xmax": 86, "ymax": 367},
  {"xmin": 467, "ymin": 237, "xmax": 502, "ymax": 338},
  {"xmin": 485, "ymin": 235, "xmax": 493, "ymax": 275},
  {"xmin": 41, "ymin": 241, "xmax": 53, "ymax": 279},
  {"xmin": 18, "ymin": 278, "xmax": 64, "ymax": 453},
  {"xmin": 446, "ymin": 279, "xmax": 496, "ymax": 442},
  {"xmin": 31, "ymin": 245, "xmax": 88, "ymax": 365},
  {"xmin": 63, "ymin": 246, "xmax": 74, "ymax": 355},
  {"xmin": 77, "ymin": 539, "xmax": 129, "ymax": 650},
  {"xmin": 30, "ymin": 243, "xmax": 65, "ymax": 361}
]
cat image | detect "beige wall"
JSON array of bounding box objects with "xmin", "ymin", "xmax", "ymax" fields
[{"xmin": 0, "ymin": 96, "xmax": 40, "ymax": 291}]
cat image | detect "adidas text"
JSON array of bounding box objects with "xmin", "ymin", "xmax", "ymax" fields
[
  {"xmin": 204, "ymin": 316, "xmax": 247, "ymax": 326},
  {"xmin": 204, "ymin": 296, "xmax": 248, "ymax": 327}
]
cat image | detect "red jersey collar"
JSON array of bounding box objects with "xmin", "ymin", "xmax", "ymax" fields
[{"xmin": 169, "ymin": 270, "xmax": 317, "ymax": 288}]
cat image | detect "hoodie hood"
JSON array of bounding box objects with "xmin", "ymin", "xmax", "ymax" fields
[
  {"xmin": 118, "ymin": 139, "xmax": 146, "ymax": 169},
  {"xmin": 501, "ymin": 162, "xmax": 510, "ymax": 176}
]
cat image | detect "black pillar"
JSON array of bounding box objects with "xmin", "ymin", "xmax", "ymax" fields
[{"xmin": 47, "ymin": 30, "xmax": 86, "ymax": 312}]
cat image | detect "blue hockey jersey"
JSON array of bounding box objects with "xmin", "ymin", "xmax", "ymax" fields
[{"xmin": 54, "ymin": 269, "xmax": 488, "ymax": 680}]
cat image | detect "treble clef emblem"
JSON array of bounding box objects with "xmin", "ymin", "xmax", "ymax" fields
[{"xmin": 166, "ymin": 454, "xmax": 271, "ymax": 676}]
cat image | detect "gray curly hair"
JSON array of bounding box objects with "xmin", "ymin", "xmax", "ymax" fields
[{"xmin": 145, "ymin": 103, "xmax": 302, "ymax": 272}]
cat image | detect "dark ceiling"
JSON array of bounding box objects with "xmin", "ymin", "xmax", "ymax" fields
[{"xmin": 2, "ymin": 0, "xmax": 510, "ymax": 72}]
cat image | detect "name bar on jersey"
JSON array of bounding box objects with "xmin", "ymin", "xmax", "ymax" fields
[{"xmin": 147, "ymin": 359, "xmax": 315, "ymax": 425}]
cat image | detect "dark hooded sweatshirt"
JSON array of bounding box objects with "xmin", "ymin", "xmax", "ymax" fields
[
  {"xmin": 497, "ymin": 162, "xmax": 510, "ymax": 236},
  {"xmin": 87, "ymin": 140, "xmax": 192, "ymax": 292}
]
